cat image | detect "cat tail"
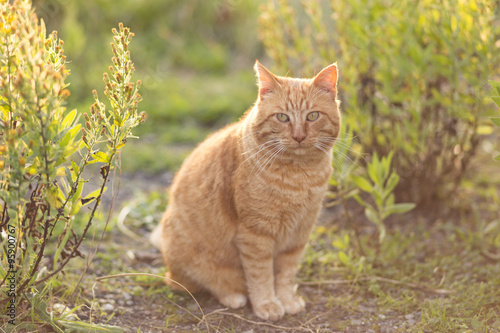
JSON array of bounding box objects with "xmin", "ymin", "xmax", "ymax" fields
[{"xmin": 149, "ymin": 223, "xmax": 163, "ymax": 249}]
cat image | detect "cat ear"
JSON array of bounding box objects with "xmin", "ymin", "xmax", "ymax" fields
[
  {"xmin": 313, "ymin": 63, "xmax": 338, "ymax": 96},
  {"xmin": 254, "ymin": 60, "xmax": 280, "ymax": 98}
]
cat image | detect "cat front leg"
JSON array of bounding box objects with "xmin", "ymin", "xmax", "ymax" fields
[
  {"xmin": 274, "ymin": 244, "xmax": 306, "ymax": 314},
  {"xmin": 235, "ymin": 227, "xmax": 285, "ymax": 321}
]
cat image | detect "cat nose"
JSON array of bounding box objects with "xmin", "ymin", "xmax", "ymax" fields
[{"xmin": 292, "ymin": 133, "xmax": 307, "ymax": 143}]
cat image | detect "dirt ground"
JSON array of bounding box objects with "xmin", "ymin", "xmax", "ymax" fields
[{"xmin": 78, "ymin": 233, "xmax": 418, "ymax": 333}]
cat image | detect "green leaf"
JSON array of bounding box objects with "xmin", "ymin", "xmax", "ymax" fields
[
  {"xmin": 53, "ymin": 230, "xmax": 71, "ymax": 267},
  {"xmin": 71, "ymin": 160, "xmax": 79, "ymax": 179},
  {"xmin": 81, "ymin": 187, "xmax": 106, "ymax": 206},
  {"xmin": 383, "ymin": 203, "xmax": 416, "ymax": 218},
  {"xmin": 332, "ymin": 237, "xmax": 346, "ymax": 250},
  {"xmin": 477, "ymin": 125, "xmax": 494, "ymax": 135},
  {"xmin": 338, "ymin": 251, "xmax": 349, "ymax": 266},
  {"xmin": 72, "ymin": 181, "xmax": 84, "ymax": 204},
  {"xmin": 70, "ymin": 200, "xmax": 82, "ymax": 216},
  {"xmin": 64, "ymin": 166, "xmax": 73, "ymax": 189},
  {"xmin": 343, "ymin": 233, "xmax": 350, "ymax": 247},
  {"xmin": 367, "ymin": 154, "xmax": 380, "ymax": 185},
  {"xmin": 365, "ymin": 207, "xmax": 379, "ymax": 225},
  {"xmin": 59, "ymin": 130, "xmax": 73, "ymax": 149},
  {"xmin": 470, "ymin": 318, "xmax": 482, "ymax": 330},
  {"xmin": 52, "ymin": 126, "xmax": 71, "ymax": 145},
  {"xmin": 386, "ymin": 193, "xmax": 395, "ymax": 207},
  {"xmin": 381, "ymin": 151, "xmax": 394, "ymax": 182},
  {"xmin": 92, "ymin": 151, "xmax": 110, "ymax": 163},
  {"xmin": 351, "ymin": 175, "xmax": 373, "ymax": 193},
  {"xmin": 61, "ymin": 109, "xmax": 78, "ymax": 129},
  {"xmin": 46, "ymin": 186, "xmax": 62, "ymax": 209},
  {"xmin": 491, "ymin": 117, "xmax": 500, "ymax": 127},
  {"xmin": 494, "ymin": 154, "xmax": 500, "ymax": 161},
  {"xmin": 328, "ymin": 177, "xmax": 339, "ymax": 187},
  {"xmin": 489, "ymin": 80, "xmax": 500, "ymax": 95},
  {"xmin": 383, "ymin": 173, "xmax": 399, "ymax": 199},
  {"xmin": 58, "ymin": 320, "xmax": 124, "ymax": 333},
  {"xmin": 492, "ymin": 97, "xmax": 500, "ymax": 108},
  {"xmin": 353, "ymin": 194, "xmax": 372, "ymax": 210},
  {"xmin": 69, "ymin": 123, "xmax": 81, "ymax": 138},
  {"xmin": 372, "ymin": 190, "xmax": 384, "ymax": 210}
]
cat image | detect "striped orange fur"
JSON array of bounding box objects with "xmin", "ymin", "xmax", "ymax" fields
[{"xmin": 151, "ymin": 60, "xmax": 340, "ymax": 321}]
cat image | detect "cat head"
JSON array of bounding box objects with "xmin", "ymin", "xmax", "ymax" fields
[{"xmin": 248, "ymin": 60, "xmax": 341, "ymax": 157}]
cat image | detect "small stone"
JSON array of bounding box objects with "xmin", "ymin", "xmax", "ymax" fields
[
  {"xmin": 52, "ymin": 303, "xmax": 79, "ymax": 320},
  {"xmin": 126, "ymin": 300, "xmax": 134, "ymax": 306},
  {"xmin": 52, "ymin": 303, "xmax": 68, "ymax": 313},
  {"xmin": 187, "ymin": 303, "xmax": 199, "ymax": 312},
  {"xmin": 242, "ymin": 330, "xmax": 254, "ymax": 333},
  {"xmin": 122, "ymin": 292, "xmax": 132, "ymax": 300},
  {"xmin": 101, "ymin": 303, "xmax": 114, "ymax": 312},
  {"xmin": 378, "ymin": 314, "xmax": 386, "ymax": 319}
]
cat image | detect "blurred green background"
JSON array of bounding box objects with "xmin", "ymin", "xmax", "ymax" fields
[
  {"xmin": 34, "ymin": 0, "xmax": 264, "ymax": 173},
  {"xmin": 32, "ymin": 0, "xmax": 500, "ymax": 202}
]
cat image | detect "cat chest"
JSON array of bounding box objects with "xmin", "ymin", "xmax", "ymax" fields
[
  {"xmin": 249, "ymin": 166, "xmax": 330, "ymax": 200},
  {"xmin": 235, "ymin": 170, "xmax": 328, "ymax": 243}
]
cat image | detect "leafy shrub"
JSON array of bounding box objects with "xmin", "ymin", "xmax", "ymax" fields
[
  {"xmin": 0, "ymin": 1, "xmax": 145, "ymax": 328},
  {"xmin": 327, "ymin": 127, "xmax": 360, "ymax": 210},
  {"xmin": 352, "ymin": 152, "xmax": 415, "ymax": 242},
  {"xmin": 259, "ymin": 0, "xmax": 500, "ymax": 206},
  {"xmin": 490, "ymin": 81, "xmax": 500, "ymax": 162},
  {"xmin": 327, "ymin": 130, "xmax": 414, "ymax": 241}
]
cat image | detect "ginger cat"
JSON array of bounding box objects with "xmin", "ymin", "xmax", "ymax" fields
[{"xmin": 150, "ymin": 60, "xmax": 340, "ymax": 321}]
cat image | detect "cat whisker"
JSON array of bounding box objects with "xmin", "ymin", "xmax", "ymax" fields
[
  {"xmin": 248, "ymin": 144, "xmax": 283, "ymax": 178},
  {"xmin": 316, "ymin": 141, "xmax": 355, "ymax": 161},
  {"xmin": 318, "ymin": 137, "xmax": 342, "ymax": 144},
  {"xmin": 237, "ymin": 140, "xmax": 281, "ymax": 173},
  {"xmin": 253, "ymin": 146, "xmax": 286, "ymax": 185},
  {"xmin": 332, "ymin": 145, "xmax": 368, "ymax": 163},
  {"xmin": 315, "ymin": 142, "xmax": 352, "ymax": 178},
  {"xmin": 318, "ymin": 135, "xmax": 358, "ymax": 144},
  {"xmin": 318, "ymin": 138, "xmax": 367, "ymax": 162},
  {"xmin": 330, "ymin": 134, "xmax": 359, "ymax": 141},
  {"xmin": 251, "ymin": 145, "xmax": 286, "ymax": 179},
  {"xmin": 262, "ymin": 146, "xmax": 286, "ymax": 170},
  {"xmin": 314, "ymin": 143, "xmax": 332, "ymax": 158},
  {"xmin": 329, "ymin": 147, "xmax": 363, "ymax": 172},
  {"xmin": 241, "ymin": 139, "xmax": 280, "ymax": 155}
]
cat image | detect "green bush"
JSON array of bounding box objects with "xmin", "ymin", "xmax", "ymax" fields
[
  {"xmin": 259, "ymin": 0, "xmax": 500, "ymax": 206},
  {"xmin": 490, "ymin": 80, "xmax": 500, "ymax": 162},
  {"xmin": 352, "ymin": 152, "xmax": 415, "ymax": 242},
  {"xmin": 35, "ymin": 0, "xmax": 262, "ymax": 139},
  {"xmin": 0, "ymin": 1, "xmax": 145, "ymax": 329}
]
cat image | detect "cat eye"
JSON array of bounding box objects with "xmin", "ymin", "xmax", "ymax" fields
[
  {"xmin": 276, "ymin": 113, "xmax": 290, "ymax": 122},
  {"xmin": 307, "ymin": 112, "xmax": 319, "ymax": 121}
]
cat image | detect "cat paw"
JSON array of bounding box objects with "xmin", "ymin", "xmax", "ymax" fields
[
  {"xmin": 219, "ymin": 293, "xmax": 247, "ymax": 309},
  {"xmin": 280, "ymin": 295, "xmax": 305, "ymax": 315},
  {"xmin": 253, "ymin": 298, "xmax": 285, "ymax": 321}
]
